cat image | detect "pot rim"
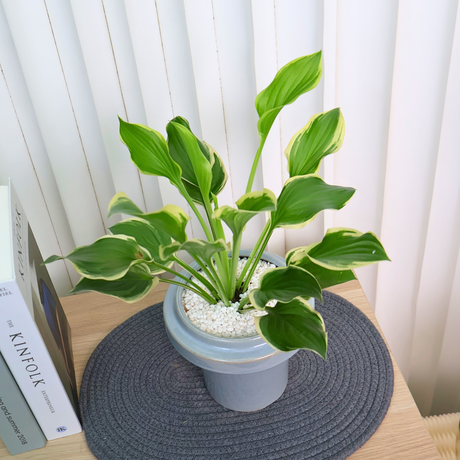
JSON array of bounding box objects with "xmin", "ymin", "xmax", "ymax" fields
[{"xmin": 163, "ymin": 250, "xmax": 291, "ymax": 365}]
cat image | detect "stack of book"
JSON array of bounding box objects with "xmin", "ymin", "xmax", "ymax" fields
[{"xmin": 0, "ymin": 180, "xmax": 82, "ymax": 456}]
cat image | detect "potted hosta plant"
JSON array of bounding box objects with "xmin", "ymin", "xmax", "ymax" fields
[{"xmin": 44, "ymin": 50, "xmax": 389, "ymax": 411}]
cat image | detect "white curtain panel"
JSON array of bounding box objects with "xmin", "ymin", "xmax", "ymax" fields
[{"xmin": 0, "ymin": 0, "xmax": 459, "ymax": 416}]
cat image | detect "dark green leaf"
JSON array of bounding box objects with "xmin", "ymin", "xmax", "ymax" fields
[
  {"xmin": 305, "ymin": 228, "xmax": 391, "ymax": 269},
  {"xmin": 255, "ymin": 298, "xmax": 327, "ymax": 357},
  {"xmin": 248, "ymin": 265, "xmax": 322, "ymax": 310},
  {"xmin": 71, "ymin": 264, "xmax": 159, "ymax": 303},
  {"xmin": 286, "ymin": 248, "xmax": 356, "ymax": 289},
  {"xmin": 51, "ymin": 235, "xmax": 151, "ymax": 281},
  {"xmin": 109, "ymin": 218, "xmax": 172, "ymax": 272}
]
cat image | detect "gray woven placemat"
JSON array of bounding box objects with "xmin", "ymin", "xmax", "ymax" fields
[{"xmin": 80, "ymin": 291, "xmax": 394, "ymax": 460}]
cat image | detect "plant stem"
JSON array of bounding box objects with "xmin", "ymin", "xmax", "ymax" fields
[
  {"xmin": 172, "ymin": 256, "xmax": 219, "ymax": 297},
  {"xmin": 203, "ymin": 197, "xmax": 230, "ymax": 294},
  {"xmin": 150, "ymin": 261, "xmax": 218, "ymax": 302},
  {"xmin": 229, "ymin": 233, "xmax": 242, "ymax": 298},
  {"xmin": 236, "ymin": 218, "xmax": 271, "ymax": 288},
  {"xmin": 206, "ymin": 258, "xmax": 230, "ymax": 306},
  {"xmin": 237, "ymin": 296, "xmax": 250, "ymax": 310},
  {"xmin": 178, "ymin": 183, "xmax": 214, "ymax": 242},
  {"xmin": 242, "ymin": 225, "xmax": 274, "ymax": 292},
  {"xmin": 245, "ymin": 135, "xmax": 267, "ymax": 194},
  {"xmin": 159, "ymin": 279, "xmax": 216, "ymax": 304}
]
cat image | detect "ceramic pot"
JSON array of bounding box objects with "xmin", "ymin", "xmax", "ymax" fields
[{"xmin": 163, "ymin": 250, "xmax": 313, "ymax": 412}]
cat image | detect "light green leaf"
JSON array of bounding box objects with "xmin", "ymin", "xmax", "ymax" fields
[
  {"xmin": 118, "ymin": 117, "xmax": 182, "ymax": 186},
  {"xmin": 44, "ymin": 235, "xmax": 151, "ymax": 281},
  {"xmin": 167, "ymin": 117, "xmax": 228, "ymax": 205},
  {"xmin": 208, "ymin": 143, "xmax": 228, "ymax": 198},
  {"xmin": 141, "ymin": 205, "xmax": 189, "ymax": 243},
  {"xmin": 213, "ymin": 189, "xmax": 277, "ymax": 237},
  {"xmin": 109, "ymin": 218, "xmax": 172, "ymax": 274},
  {"xmin": 271, "ymin": 175, "xmax": 355, "ymax": 229},
  {"xmin": 107, "ymin": 192, "xmax": 144, "ymax": 218},
  {"xmin": 255, "ymin": 52, "xmax": 322, "ymax": 140},
  {"xmin": 255, "ymin": 298, "xmax": 327, "ymax": 357},
  {"xmin": 159, "ymin": 238, "xmax": 229, "ymax": 263},
  {"xmin": 248, "ymin": 265, "xmax": 322, "ymax": 310},
  {"xmin": 71, "ymin": 264, "xmax": 159, "ymax": 303},
  {"xmin": 212, "ymin": 206, "xmax": 254, "ymax": 237},
  {"xmin": 158, "ymin": 241, "xmax": 182, "ymax": 262},
  {"xmin": 181, "ymin": 238, "xmax": 230, "ymax": 261},
  {"xmin": 286, "ymin": 108, "xmax": 345, "ymax": 177},
  {"xmin": 286, "ymin": 247, "xmax": 356, "ymax": 289},
  {"xmin": 167, "ymin": 120, "xmax": 212, "ymax": 200},
  {"xmin": 236, "ymin": 188, "xmax": 277, "ymax": 212},
  {"xmin": 302, "ymin": 228, "xmax": 391, "ymax": 269}
]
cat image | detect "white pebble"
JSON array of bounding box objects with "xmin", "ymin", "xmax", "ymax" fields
[{"xmin": 182, "ymin": 258, "xmax": 272, "ymax": 338}]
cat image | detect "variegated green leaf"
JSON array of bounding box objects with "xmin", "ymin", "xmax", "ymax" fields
[
  {"xmin": 255, "ymin": 298, "xmax": 327, "ymax": 357},
  {"xmin": 286, "ymin": 108, "xmax": 345, "ymax": 177},
  {"xmin": 271, "ymin": 175, "xmax": 355, "ymax": 229},
  {"xmin": 43, "ymin": 235, "xmax": 151, "ymax": 281},
  {"xmin": 167, "ymin": 120, "xmax": 212, "ymax": 200},
  {"xmin": 141, "ymin": 205, "xmax": 189, "ymax": 243},
  {"xmin": 302, "ymin": 228, "xmax": 390, "ymax": 269},
  {"xmin": 107, "ymin": 192, "xmax": 144, "ymax": 218},
  {"xmin": 71, "ymin": 264, "xmax": 159, "ymax": 303},
  {"xmin": 236, "ymin": 188, "xmax": 277, "ymax": 212},
  {"xmin": 167, "ymin": 117, "xmax": 228, "ymax": 205},
  {"xmin": 118, "ymin": 117, "xmax": 182, "ymax": 186},
  {"xmin": 248, "ymin": 265, "xmax": 322, "ymax": 310},
  {"xmin": 109, "ymin": 218, "xmax": 172, "ymax": 274},
  {"xmin": 213, "ymin": 189, "xmax": 277, "ymax": 236},
  {"xmin": 159, "ymin": 238, "xmax": 229, "ymax": 263},
  {"xmin": 286, "ymin": 247, "xmax": 356, "ymax": 289},
  {"xmin": 255, "ymin": 52, "xmax": 322, "ymax": 140}
]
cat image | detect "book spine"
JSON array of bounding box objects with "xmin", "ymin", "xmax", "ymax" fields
[
  {"xmin": 0, "ymin": 353, "xmax": 46, "ymax": 455},
  {"xmin": 0, "ymin": 279, "xmax": 82, "ymax": 440}
]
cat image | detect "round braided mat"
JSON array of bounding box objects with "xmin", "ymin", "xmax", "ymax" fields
[{"xmin": 80, "ymin": 291, "xmax": 394, "ymax": 460}]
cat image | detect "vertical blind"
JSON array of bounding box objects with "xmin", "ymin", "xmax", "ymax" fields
[{"xmin": 0, "ymin": 0, "xmax": 459, "ymax": 417}]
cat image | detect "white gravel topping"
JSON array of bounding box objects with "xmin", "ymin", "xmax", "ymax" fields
[{"xmin": 182, "ymin": 258, "xmax": 276, "ymax": 338}]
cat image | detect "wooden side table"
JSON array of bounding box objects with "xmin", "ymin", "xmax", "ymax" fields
[{"xmin": 0, "ymin": 281, "xmax": 441, "ymax": 459}]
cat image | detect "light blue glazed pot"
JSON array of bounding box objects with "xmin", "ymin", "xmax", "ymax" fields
[{"xmin": 163, "ymin": 250, "xmax": 314, "ymax": 412}]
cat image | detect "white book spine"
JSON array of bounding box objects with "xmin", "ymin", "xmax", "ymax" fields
[{"xmin": 0, "ymin": 281, "xmax": 82, "ymax": 440}]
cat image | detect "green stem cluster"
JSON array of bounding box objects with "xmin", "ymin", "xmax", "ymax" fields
[{"xmin": 162, "ymin": 122, "xmax": 271, "ymax": 308}]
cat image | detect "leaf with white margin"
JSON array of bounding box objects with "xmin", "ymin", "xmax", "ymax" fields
[
  {"xmin": 256, "ymin": 52, "xmax": 322, "ymax": 141},
  {"xmin": 109, "ymin": 218, "xmax": 173, "ymax": 274},
  {"xmin": 71, "ymin": 264, "xmax": 159, "ymax": 303},
  {"xmin": 118, "ymin": 117, "xmax": 182, "ymax": 186},
  {"xmin": 42, "ymin": 235, "xmax": 151, "ymax": 281},
  {"xmin": 271, "ymin": 175, "xmax": 355, "ymax": 229},
  {"xmin": 159, "ymin": 238, "xmax": 230, "ymax": 263},
  {"xmin": 286, "ymin": 247, "xmax": 356, "ymax": 290},
  {"xmin": 255, "ymin": 297, "xmax": 327, "ymax": 358},
  {"xmin": 248, "ymin": 265, "xmax": 322, "ymax": 310},
  {"xmin": 286, "ymin": 108, "xmax": 345, "ymax": 177},
  {"xmin": 167, "ymin": 120, "xmax": 212, "ymax": 200},
  {"xmin": 300, "ymin": 228, "xmax": 390, "ymax": 270},
  {"xmin": 107, "ymin": 192, "xmax": 144, "ymax": 218},
  {"xmin": 213, "ymin": 189, "xmax": 276, "ymax": 236},
  {"xmin": 141, "ymin": 205, "xmax": 190, "ymax": 243}
]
